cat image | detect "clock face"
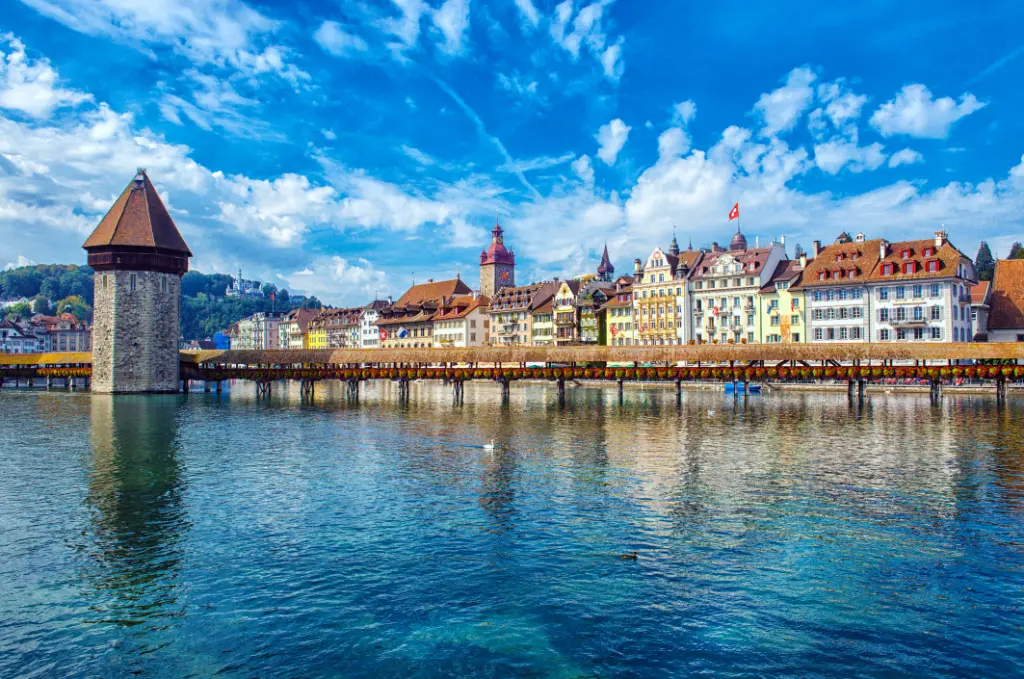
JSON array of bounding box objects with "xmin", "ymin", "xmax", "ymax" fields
[{"xmin": 498, "ymin": 267, "xmax": 512, "ymax": 284}]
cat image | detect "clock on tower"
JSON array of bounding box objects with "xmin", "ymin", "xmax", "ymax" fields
[{"xmin": 479, "ymin": 218, "xmax": 516, "ymax": 298}]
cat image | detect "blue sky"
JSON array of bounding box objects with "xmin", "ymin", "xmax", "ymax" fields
[{"xmin": 1, "ymin": 0, "xmax": 1023, "ymax": 304}]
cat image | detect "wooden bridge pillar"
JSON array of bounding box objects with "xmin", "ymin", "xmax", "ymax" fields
[
  {"xmin": 300, "ymin": 380, "xmax": 315, "ymax": 400},
  {"xmin": 675, "ymin": 379, "xmax": 682, "ymax": 406},
  {"xmin": 204, "ymin": 381, "xmax": 211, "ymax": 393},
  {"xmin": 557, "ymin": 377, "xmax": 566, "ymax": 405},
  {"xmin": 617, "ymin": 379, "xmax": 624, "ymax": 404},
  {"xmin": 452, "ymin": 380, "xmax": 464, "ymax": 405},
  {"xmin": 216, "ymin": 380, "xmax": 223, "ymax": 394},
  {"xmin": 500, "ymin": 378, "xmax": 510, "ymax": 404}
]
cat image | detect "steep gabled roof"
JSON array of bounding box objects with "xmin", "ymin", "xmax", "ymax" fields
[
  {"xmin": 395, "ymin": 278, "xmax": 472, "ymax": 307},
  {"xmin": 83, "ymin": 171, "xmax": 192, "ymax": 255},
  {"xmin": 866, "ymin": 238, "xmax": 970, "ymax": 283},
  {"xmin": 801, "ymin": 238, "xmax": 883, "ymax": 287},
  {"xmin": 988, "ymin": 260, "xmax": 1024, "ymax": 330}
]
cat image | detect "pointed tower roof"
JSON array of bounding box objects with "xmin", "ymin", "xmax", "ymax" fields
[
  {"xmin": 597, "ymin": 242, "xmax": 615, "ymax": 277},
  {"xmin": 83, "ymin": 170, "xmax": 192, "ymax": 256},
  {"xmin": 669, "ymin": 229, "xmax": 680, "ymax": 256}
]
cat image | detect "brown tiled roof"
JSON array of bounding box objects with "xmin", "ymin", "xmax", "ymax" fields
[
  {"xmin": 759, "ymin": 260, "xmax": 803, "ymax": 292},
  {"xmin": 971, "ymin": 281, "xmax": 990, "ymax": 306},
  {"xmin": 866, "ymin": 238, "xmax": 970, "ymax": 283},
  {"xmin": 83, "ymin": 172, "xmax": 192, "ymax": 255},
  {"xmin": 489, "ymin": 282, "xmax": 553, "ymax": 312},
  {"xmin": 800, "ymin": 238, "xmax": 883, "ymax": 287},
  {"xmin": 689, "ymin": 247, "xmax": 772, "ymax": 280},
  {"xmin": 283, "ymin": 308, "xmax": 321, "ymax": 332},
  {"xmin": 988, "ymin": 260, "xmax": 1024, "ymax": 330},
  {"xmin": 533, "ymin": 301, "xmax": 553, "ymax": 314},
  {"xmin": 395, "ymin": 278, "xmax": 472, "ymax": 306},
  {"xmin": 435, "ymin": 295, "xmax": 490, "ymax": 321}
]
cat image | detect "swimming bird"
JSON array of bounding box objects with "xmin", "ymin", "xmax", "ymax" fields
[
  {"xmin": 621, "ymin": 551, "xmax": 638, "ymax": 561},
  {"xmin": 707, "ymin": 409, "xmax": 716, "ymax": 417},
  {"xmin": 483, "ymin": 440, "xmax": 495, "ymax": 451}
]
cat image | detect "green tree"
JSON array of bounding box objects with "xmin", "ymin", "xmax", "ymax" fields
[
  {"xmin": 31, "ymin": 296, "xmax": 52, "ymax": 315},
  {"xmin": 278, "ymin": 289, "xmax": 290, "ymax": 303},
  {"xmin": 262, "ymin": 283, "xmax": 278, "ymax": 300},
  {"xmin": 3, "ymin": 301, "xmax": 31, "ymax": 320},
  {"xmin": 1010, "ymin": 242, "xmax": 1024, "ymax": 260},
  {"xmin": 56, "ymin": 295, "xmax": 93, "ymax": 321},
  {"xmin": 975, "ymin": 242, "xmax": 996, "ymax": 281},
  {"xmin": 39, "ymin": 277, "xmax": 62, "ymax": 301}
]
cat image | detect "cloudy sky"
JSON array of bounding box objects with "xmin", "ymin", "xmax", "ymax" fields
[{"xmin": 1, "ymin": 0, "xmax": 1023, "ymax": 304}]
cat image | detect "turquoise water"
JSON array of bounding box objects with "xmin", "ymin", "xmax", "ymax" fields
[{"xmin": 1, "ymin": 382, "xmax": 1023, "ymax": 678}]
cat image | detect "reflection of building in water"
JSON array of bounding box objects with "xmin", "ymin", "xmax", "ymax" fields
[{"xmin": 86, "ymin": 396, "xmax": 186, "ymax": 626}]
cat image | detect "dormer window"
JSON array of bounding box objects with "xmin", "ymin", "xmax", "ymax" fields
[
  {"xmin": 926, "ymin": 260, "xmax": 939, "ymax": 273},
  {"xmin": 901, "ymin": 249, "xmax": 912, "ymax": 260},
  {"xmin": 835, "ymin": 254, "xmax": 843, "ymax": 262},
  {"xmin": 832, "ymin": 271, "xmax": 841, "ymax": 280},
  {"xmin": 902, "ymin": 261, "xmax": 916, "ymax": 274},
  {"xmin": 882, "ymin": 264, "xmax": 894, "ymax": 276},
  {"xmin": 851, "ymin": 252, "xmax": 860, "ymax": 260},
  {"xmin": 923, "ymin": 247, "xmax": 935, "ymax": 257},
  {"xmin": 846, "ymin": 269, "xmax": 856, "ymax": 279},
  {"xmin": 818, "ymin": 272, "xmax": 827, "ymax": 281}
]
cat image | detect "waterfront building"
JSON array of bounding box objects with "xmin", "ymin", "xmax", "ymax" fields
[
  {"xmin": 432, "ymin": 295, "xmax": 490, "ymax": 347},
  {"xmin": 306, "ymin": 314, "xmax": 327, "ymax": 349},
  {"xmin": 83, "ymin": 169, "xmax": 191, "ymax": 393},
  {"xmin": 800, "ymin": 234, "xmax": 881, "ymax": 343},
  {"xmin": 0, "ymin": 319, "xmax": 43, "ymax": 353},
  {"xmin": 376, "ymin": 277, "xmax": 473, "ymax": 349},
  {"xmin": 603, "ymin": 279, "xmax": 636, "ymax": 346},
  {"xmin": 865, "ymin": 231, "xmax": 977, "ymax": 343},
  {"xmin": 488, "ymin": 282, "xmax": 556, "ymax": 346},
  {"xmin": 360, "ymin": 300, "xmax": 390, "ymax": 348},
  {"xmin": 553, "ymin": 280, "xmax": 582, "ymax": 344},
  {"xmin": 479, "ymin": 219, "xmax": 516, "ymax": 299},
  {"xmin": 531, "ymin": 300, "xmax": 555, "ymax": 345},
  {"xmin": 759, "ymin": 260, "xmax": 806, "ymax": 343},
  {"xmin": 308, "ymin": 308, "xmax": 363, "ymax": 348},
  {"xmin": 970, "ymin": 281, "xmax": 991, "ymax": 341},
  {"xmin": 986, "ymin": 259, "xmax": 1024, "ymax": 342},
  {"xmin": 235, "ymin": 312, "xmax": 284, "ymax": 350},
  {"xmin": 634, "ymin": 234, "xmax": 704, "ymax": 345},
  {"xmin": 690, "ymin": 230, "xmax": 784, "ymax": 344},
  {"xmin": 278, "ymin": 308, "xmax": 320, "ymax": 349},
  {"xmin": 31, "ymin": 313, "xmax": 92, "ymax": 352}
]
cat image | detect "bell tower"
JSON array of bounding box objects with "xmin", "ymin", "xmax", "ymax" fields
[
  {"xmin": 84, "ymin": 169, "xmax": 192, "ymax": 393},
  {"xmin": 479, "ymin": 217, "xmax": 515, "ymax": 298}
]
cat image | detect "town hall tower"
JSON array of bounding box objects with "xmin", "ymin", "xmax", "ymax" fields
[{"xmin": 479, "ymin": 218, "xmax": 516, "ymax": 298}]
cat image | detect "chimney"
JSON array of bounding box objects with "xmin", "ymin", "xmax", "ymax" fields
[
  {"xmin": 934, "ymin": 229, "xmax": 948, "ymax": 248},
  {"xmin": 855, "ymin": 232, "xmax": 865, "ymax": 243},
  {"xmin": 880, "ymin": 240, "xmax": 889, "ymax": 259},
  {"xmin": 633, "ymin": 258, "xmax": 642, "ymax": 275},
  {"xmin": 780, "ymin": 234, "xmax": 786, "ymax": 252},
  {"xmin": 812, "ymin": 240, "xmax": 821, "ymax": 259},
  {"xmin": 799, "ymin": 253, "xmax": 807, "ymax": 269}
]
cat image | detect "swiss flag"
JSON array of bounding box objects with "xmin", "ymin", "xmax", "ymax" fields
[{"xmin": 728, "ymin": 203, "xmax": 739, "ymax": 221}]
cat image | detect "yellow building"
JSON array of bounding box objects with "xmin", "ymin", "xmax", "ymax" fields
[
  {"xmin": 758, "ymin": 260, "xmax": 806, "ymax": 343},
  {"xmin": 305, "ymin": 311, "xmax": 328, "ymax": 349},
  {"xmin": 530, "ymin": 301, "xmax": 554, "ymax": 345},
  {"xmin": 633, "ymin": 237, "xmax": 702, "ymax": 346},
  {"xmin": 602, "ymin": 281, "xmax": 636, "ymax": 346}
]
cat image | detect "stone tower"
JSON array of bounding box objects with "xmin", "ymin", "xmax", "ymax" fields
[
  {"xmin": 479, "ymin": 218, "xmax": 515, "ymax": 298},
  {"xmin": 83, "ymin": 170, "xmax": 192, "ymax": 393}
]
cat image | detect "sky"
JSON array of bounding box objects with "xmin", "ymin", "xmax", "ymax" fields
[{"xmin": 1, "ymin": 0, "xmax": 1023, "ymax": 305}]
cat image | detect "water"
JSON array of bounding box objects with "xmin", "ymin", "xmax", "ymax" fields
[{"xmin": 1, "ymin": 382, "xmax": 1023, "ymax": 678}]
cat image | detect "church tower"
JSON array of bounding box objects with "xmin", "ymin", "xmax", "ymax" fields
[
  {"xmin": 83, "ymin": 170, "xmax": 192, "ymax": 393},
  {"xmin": 479, "ymin": 218, "xmax": 515, "ymax": 298}
]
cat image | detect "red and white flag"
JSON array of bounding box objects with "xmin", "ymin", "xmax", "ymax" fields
[{"xmin": 728, "ymin": 202, "xmax": 739, "ymax": 221}]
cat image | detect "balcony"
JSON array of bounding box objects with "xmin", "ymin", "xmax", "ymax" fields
[{"xmin": 890, "ymin": 316, "xmax": 928, "ymax": 327}]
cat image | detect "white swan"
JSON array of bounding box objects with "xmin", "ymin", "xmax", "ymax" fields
[
  {"xmin": 707, "ymin": 409, "xmax": 716, "ymax": 417},
  {"xmin": 483, "ymin": 440, "xmax": 495, "ymax": 450}
]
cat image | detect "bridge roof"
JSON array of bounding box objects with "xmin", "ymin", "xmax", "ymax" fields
[
  {"xmin": 0, "ymin": 352, "xmax": 92, "ymax": 366},
  {"xmin": 83, "ymin": 171, "xmax": 192, "ymax": 256}
]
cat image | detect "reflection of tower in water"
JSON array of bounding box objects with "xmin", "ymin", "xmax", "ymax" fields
[{"xmin": 86, "ymin": 396, "xmax": 187, "ymax": 630}]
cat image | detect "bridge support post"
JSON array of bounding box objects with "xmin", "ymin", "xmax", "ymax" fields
[
  {"xmin": 557, "ymin": 377, "xmax": 566, "ymax": 405},
  {"xmin": 858, "ymin": 379, "xmax": 866, "ymax": 401},
  {"xmin": 847, "ymin": 379, "xmax": 855, "ymax": 401},
  {"xmin": 996, "ymin": 377, "xmax": 1006, "ymax": 404},
  {"xmin": 300, "ymin": 380, "xmax": 315, "ymax": 401},
  {"xmin": 452, "ymin": 380, "xmax": 464, "ymax": 405},
  {"xmin": 500, "ymin": 378, "xmax": 510, "ymax": 404},
  {"xmin": 204, "ymin": 381, "xmax": 211, "ymax": 393},
  {"xmin": 675, "ymin": 379, "xmax": 682, "ymax": 406},
  {"xmin": 617, "ymin": 379, "xmax": 624, "ymax": 404},
  {"xmin": 216, "ymin": 380, "xmax": 223, "ymax": 394}
]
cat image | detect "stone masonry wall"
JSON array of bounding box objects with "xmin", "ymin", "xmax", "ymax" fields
[{"xmin": 92, "ymin": 270, "xmax": 181, "ymax": 393}]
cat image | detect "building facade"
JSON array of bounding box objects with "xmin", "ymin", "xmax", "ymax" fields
[
  {"xmin": 278, "ymin": 308, "xmax": 319, "ymax": 349},
  {"xmin": 634, "ymin": 235, "xmax": 703, "ymax": 346},
  {"xmin": 83, "ymin": 169, "xmax": 191, "ymax": 393},
  {"xmin": 553, "ymin": 280, "xmax": 582, "ymax": 345},
  {"xmin": 690, "ymin": 231, "xmax": 785, "ymax": 344},
  {"xmin": 603, "ymin": 281, "xmax": 635, "ymax": 346},
  {"xmin": 0, "ymin": 320, "xmax": 43, "ymax": 353},
  {"xmin": 360, "ymin": 301, "xmax": 389, "ymax": 348},
  {"xmin": 432, "ymin": 295, "xmax": 490, "ymax": 347},
  {"xmin": 488, "ymin": 282, "xmax": 556, "ymax": 346},
  {"xmin": 800, "ymin": 234, "xmax": 881, "ymax": 343},
  {"xmin": 531, "ymin": 301, "xmax": 555, "ymax": 345},
  {"xmin": 376, "ymin": 278, "xmax": 473, "ymax": 349},
  {"xmin": 866, "ymin": 232, "xmax": 977, "ymax": 343},
  {"xmin": 758, "ymin": 260, "xmax": 806, "ymax": 343},
  {"xmin": 234, "ymin": 312, "xmax": 284, "ymax": 350},
  {"xmin": 970, "ymin": 281, "xmax": 991, "ymax": 341}
]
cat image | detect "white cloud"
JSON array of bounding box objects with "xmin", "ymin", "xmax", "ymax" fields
[
  {"xmin": 281, "ymin": 256, "xmax": 389, "ymax": 305},
  {"xmin": 672, "ymin": 99, "xmax": 697, "ymax": 126},
  {"xmin": 572, "ymin": 154, "xmax": 594, "ymax": 184},
  {"xmin": 496, "ymin": 71, "xmax": 543, "ymax": 102},
  {"xmin": 3, "ymin": 255, "xmax": 35, "ymax": 271},
  {"xmin": 500, "ymin": 152, "xmax": 575, "ymax": 173},
  {"xmin": 0, "ymin": 34, "xmax": 92, "ymax": 118},
  {"xmin": 549, "ymin": 0, "xmax": 624, "ymax": 82},
  {"xmin": 314, "ymin": 20, "xmax": 369, "ymax": 57},
  {"xmin": 401, "ymin": 145, "xmax": 435, "ymax": 165},
  {"xmin": 379, "ymin": 0, "xmax": 429, "ymax": 53},
  {"xmin": 658, "ymin": 127, "xmax": 691, "ymax": 159},
  {"xmin": 813, "ymin": 138, "xmax": 886, "ymax": 174},
  {"xmin": 870, "ymin": 84, "xmax": 986, "ymax": 139},
  {"xmin": 19, "ymin": 0, "xmax": 307, "ymax": 84},
  {"xmin": 888, "ymin": 148, "xmax": 924, "ymax": 168},
  {"xmin": 596, "ymin": 118, "xmax": 630, "ymax": 165},
  {"xmin": 754, "ymin": 66, "xmax": 816, "ymax": 137},
  {"xmin": 322, "ymin": 128, "xmax": 337, "ymax": 140},
  {"xmin": 432, "ymin": 0, "xmax": 471, "ymax": 56},
  {"xmin": 513, "ymin": 0, "xmax": 540, "ymax": 29}
]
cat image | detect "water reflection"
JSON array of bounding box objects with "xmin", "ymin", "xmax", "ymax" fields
[{"xmin": 85, "ymin": 396, "xmax": 187, "ymax": 660}]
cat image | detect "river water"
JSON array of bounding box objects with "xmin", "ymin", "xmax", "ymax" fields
[{"xmin": 1, "ymin": 382, "xmax": 1022, "ymax": 678}]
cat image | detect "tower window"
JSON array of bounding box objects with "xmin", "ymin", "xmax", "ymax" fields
[
  {"xmin": 130, "ymin": 274, "xmax": 137, "ymax": 292},
  {"xmin": 102, "ymin": 275, "xmax": 108, "ymax": 290}
]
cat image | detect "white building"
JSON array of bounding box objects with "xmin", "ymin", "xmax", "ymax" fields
[
  {"xmin": 360, "ymin": 301, "xmax": 389, "ymax": 349},
  {"xmin": 866, "ymin": 232, "xmax": 976, "ymax": 343},
  {"xmin": 235, "ymin": 312, "xmax": 284, "ymax": 349},
  {"xmin": 0, "ymin": 319, "xmax": 44, "ymax": 353},
  {"xmin": 225, "ymin": 269, "xmax": 264, "ymax": 298},
  {"xmin": 432, "ymin": 295, "xmax": 490, "ymax": 347}
]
